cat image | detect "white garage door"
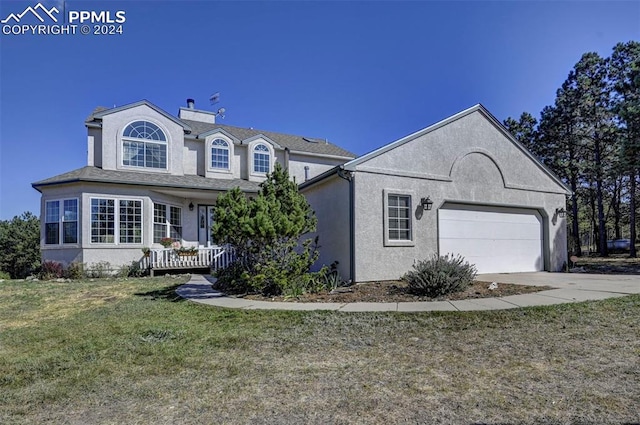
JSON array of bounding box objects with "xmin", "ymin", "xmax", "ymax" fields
[{"xmin": 438, "ymin": 206, "xmax": 543, "ymax": 273}]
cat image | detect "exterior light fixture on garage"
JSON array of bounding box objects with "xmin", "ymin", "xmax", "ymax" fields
[
  {"xmin": 556, "ymin": 207, "xmax": 566, "ymax": 218},
  {"xmin": 189, "ymin": 202, "xmax": 194, "ymax": 211},
  {"xmin": 420, "ymin": 197, "xmax": 434, "ymax": 211}
]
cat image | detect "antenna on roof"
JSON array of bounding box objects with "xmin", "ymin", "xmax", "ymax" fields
[
  {"xmin": 209, "ymin": 92, "xmax": 220, "ymax": 105},
  {"xmin": 214, "ymin": 107, "xmax": 226, "ymax": 119}
]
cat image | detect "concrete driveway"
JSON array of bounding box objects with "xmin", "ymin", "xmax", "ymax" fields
[{"xmin": 478, "ymin": 272, "xmax": 640, "ymax": 294}]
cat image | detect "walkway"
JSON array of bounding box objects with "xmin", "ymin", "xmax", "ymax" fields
[{"xmin": 176, "ymin": 273, "xmax": 640, "ymax": 312}]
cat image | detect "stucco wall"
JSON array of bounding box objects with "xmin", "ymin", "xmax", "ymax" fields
[
  {"xmin": 183, "ymin": 139, "xmax": 203, "ymax": 176},
  {"xmin": 361, "ymin": 111, "xmax": 565, "ymax": 194},
  {"xmin": 289, "ymin": 153, "xmax": 349, "ymax": 184},
  {"xmin": 39, "ymin": 182, "xmax": 212, "ymax": 268},
  {"xmin": 99, "ymin": 105, "xmax": 185, "ymax": 175},
  {"xmin": 310, "ymin": 109, "xmax": 569, "ymax": 283},
  {"xmin": 353, "ymin": 172, "xmax": 566, "ymax": 282},
  {"xmin": 301, "ymin": 174, "xmax": 351, "ymax": 280}
]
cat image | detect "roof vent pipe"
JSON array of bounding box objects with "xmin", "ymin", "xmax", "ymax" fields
[{"xmin": 186, "ymin": 98, "xmax": 195, "ymax": 109}]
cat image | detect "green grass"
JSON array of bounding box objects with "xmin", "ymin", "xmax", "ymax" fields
[{"xmin": 1, "ymin": 276, "xmax": 639, "ymax": 424}]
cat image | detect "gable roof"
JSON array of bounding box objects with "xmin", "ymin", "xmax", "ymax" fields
[
  {"xmin": 340, "ymin": 104, "xmax": 571, "ymax": 194},
  {"xmin": 181, "ymin": 119, "xmax": 356, "ymax": 158},
  {"xmin": 32, "ymin": 166, "xmax": 261, "ymax": 193},
  {"xmin": 85, "ymin": 100, "xmax": 193, "ymax": 132},
  {"xmin": 83, "ymin": 100, "xmax": 355, "ymax": 158}
]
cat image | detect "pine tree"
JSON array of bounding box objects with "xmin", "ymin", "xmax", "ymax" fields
[
  {"xmin": 212, "ymin": 163, "xmax": 319, "ymax": 294},
  {"xmin": 610, "ymin": 41, "xmax": 640, "ymax": 257}
]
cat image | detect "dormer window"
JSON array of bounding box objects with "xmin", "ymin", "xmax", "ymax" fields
[
  {"xmin": 211, "ymin": 138, "xmax": 230, "ymax": 169},
  {"xmin": 253, "ymin": 144, "xmax": 270, "ymax": 174},
  {"xmin": 122, "ymin": 121, "xmax": 167, "ymax": 169}
]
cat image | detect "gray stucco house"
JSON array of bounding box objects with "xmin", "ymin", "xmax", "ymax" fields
[
  {"xmin": 32, "ymin": 99, "xmax": 355, "ymax": 272},
  {"xmin": 33, "ymin": 100, "xmax": 568, "ymax": 280},
  {"xmin": 300, "ymin": 104, "xmax": 570, "ymax": 282}
]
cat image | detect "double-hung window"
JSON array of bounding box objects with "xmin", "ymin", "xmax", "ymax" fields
[
  {"xmin": 384, "ymin": 191, "xmax": 414, "ymax": 246},
  {"xmin": 153, "ymin": 203, "xmax": 182, "ymax": 243},
  {"xmin": 211, "ymin": 138, "xmax": 230, "ymax": 170},
  {"xmin": 45, "ymin": 199, "xmax": 78, "ymax": 245},
  {"xmin": 90, "ymin": 198, "xmax": 142, "ymax": 244},
  {"xmin": 122, "ymin": 121, "xmax": 167, "ymax": 169},
  {"xmin": 253, "ymin": 144, "xmax": 270, "ymax": 174}
]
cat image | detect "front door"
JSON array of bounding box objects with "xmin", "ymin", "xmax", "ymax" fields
[{"xmin": 198, "ymin": 205, "xmax": 216, "ymax": 246}]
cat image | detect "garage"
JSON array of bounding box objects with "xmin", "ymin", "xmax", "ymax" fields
[{"xmin": 438, "ymin": 205, "xmax": 544, "ymax": 273}]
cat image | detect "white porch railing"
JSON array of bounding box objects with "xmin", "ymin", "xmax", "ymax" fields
[{"xmin": 140, "ymin": 245, "xmax": 235, "ymax": 275}]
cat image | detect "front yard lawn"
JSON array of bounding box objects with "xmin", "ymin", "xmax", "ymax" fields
[{"xmin": 1, "ymin": 276, "xmax": 638, "ymax": 424}]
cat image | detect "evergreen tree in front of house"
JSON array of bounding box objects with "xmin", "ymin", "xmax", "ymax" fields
[{"xmin": 212, "ymin": 163, "xmax": 320, "ymax": 295}]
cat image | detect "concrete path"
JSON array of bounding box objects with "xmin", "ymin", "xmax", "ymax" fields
[{"xmin": 176, "ymin": 272, "xmax": 640, "ymax": 312}]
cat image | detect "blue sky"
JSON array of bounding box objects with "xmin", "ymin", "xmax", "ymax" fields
[{"xmin": 0, "ymin": 0, "xmax": 638, "ymax": 219}]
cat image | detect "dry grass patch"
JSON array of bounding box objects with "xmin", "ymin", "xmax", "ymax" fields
[
  {"xmin": 572, "ymin": 253, "xmax": 640, "ymax": 274},
  {"xmin": 1, "ymin": 277, "xmax": 638, "ymax": 424}
]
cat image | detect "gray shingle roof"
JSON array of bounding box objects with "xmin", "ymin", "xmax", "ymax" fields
[
  {"xmin": 181, "ymin": 119, "xmax": 356, "ymax": 158},
  {"xmin": 32, "ymin": 166, "xmax": 261, "ymax": 193}
]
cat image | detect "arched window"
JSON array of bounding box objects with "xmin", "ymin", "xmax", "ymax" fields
[
  {"xmin": 122, "ymin": 121, "xmax": 167, "ymax": 169},
  {"xmin": 253, "ymin": 144, "xmax": 270, "ymax": 174},
  {"xmin": 211, "ymin": 138, "xmax": 229, "ymax": 169}
]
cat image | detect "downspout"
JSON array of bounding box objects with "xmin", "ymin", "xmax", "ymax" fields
[{"xmin": 337, "ymin": 166, "xmax": 355, "ymax": 283}]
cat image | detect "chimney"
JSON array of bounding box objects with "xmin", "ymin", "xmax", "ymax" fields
[{"xmin": 179, "ymin": 98, "xmax": 217, "ymax": 124}]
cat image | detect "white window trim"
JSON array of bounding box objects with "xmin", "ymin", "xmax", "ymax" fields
[
  {"xmin": 383, "ymin": 189, "xmax": 415, "ymax": 247},
  {"xmin": 120, "ymin": 119, "xmax": 170, "ymax": 172},
  {"xmin": 44, "ymin": 198, "xmax": 79, "ymax": 246},
  {"xmin": 152, "ymin": 202, "xmax": 183, "ymax": 244},
  {"xmin": 206, "ymin": 135, "xmax": 234, "ymax": 174},
  {"xmin": 89, "ymin": 197, "xmax": 144, "ymax": 245},
  {"xmin": 248, "ymin": 140, "xmax": 274, "ymax": 177}
]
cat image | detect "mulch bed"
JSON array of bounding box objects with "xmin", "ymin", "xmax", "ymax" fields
[{"xmin": 243, "ymin": 280, "xmax": 552, "ymax": 303}]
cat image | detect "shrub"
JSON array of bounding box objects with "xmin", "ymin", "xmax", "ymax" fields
[
  {"xmin": 213, "ymin": 164, "xmax": 319, "ymax": 296},
  {"xmin": 39, "ymin": 260, "xmax": 64, "ymax": 280},
  {"xmin": 213, "ymin": 261, "xmax": 252, "ymax": 294},
  {"xmin": 0, "ymin": 270, "xmax": 11, "ymax": 280},
  {"xmin": 402, "ymin": 254, "xmax": 477, "ymax": 297},
  {"xmin": 86, "ymin": 261, "xmax": 112, "ymax": 278},
  {"xmin": 118, "ymin": 261, "xmax": 144, "ymax": 278},
  {"xmin": 64, "ymin": 262, "xmax": 85, "ymax": 280}
]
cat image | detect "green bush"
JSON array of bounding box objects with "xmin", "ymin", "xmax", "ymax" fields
[
  {"xmin": 402, "ymin": 254, "xmax": 477, "ymax": 297},
  {"xmin": 0, "ymin": 270, "xmax": 11, "ymax": 280},
  {"xmin": 213, "ymin": 164, "xmax": 320, "ymax": 296},
  {"xmin": 64, "ymin": 262, "xmax": 85, "ymax": 280},
  {"xmin": 118, "ymin": 261, "xmax": 144, "ymax": 278},
  {"xmin": 213, "ymin": 261, "xmax": 252, "ymax": 294}
]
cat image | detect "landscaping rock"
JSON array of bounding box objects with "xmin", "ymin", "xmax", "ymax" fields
[{"xmin": 488, "ymin": 282, "xmax": 498, "ymax": 290}]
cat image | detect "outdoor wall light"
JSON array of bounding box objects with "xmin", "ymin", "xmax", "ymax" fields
[
  {"xmin": 420, "ymin": 197, "xmax": 434, "ymax": 211},
  {"xmin": 556, "ymin": 207, "xmax": 566, "ymax": 218},
  {"xmin": 189, "ymin": 202, "xmax": 194, "ymax": 211}
]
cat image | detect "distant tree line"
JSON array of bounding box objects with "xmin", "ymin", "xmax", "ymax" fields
[
  {"xmin": 504, "ymin": 41, "xmax": 639, "ymax": 257},
  {"xmin": 0, "ymin": 212, "xmax": 41, "ymax": 279}
]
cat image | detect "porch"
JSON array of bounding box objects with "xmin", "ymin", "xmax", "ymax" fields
[{"xmin": 140, "ymin": 245, "xmax": 235, "ymax": 276}]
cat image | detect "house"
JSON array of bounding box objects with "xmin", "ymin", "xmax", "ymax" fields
[
  {"xmin": 32, "ymin": 99, "xmax": 356, "ymax": 272},
  {"xmin": 300, "ymin": 104, "xmax": 570, "ymax": 282}
]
